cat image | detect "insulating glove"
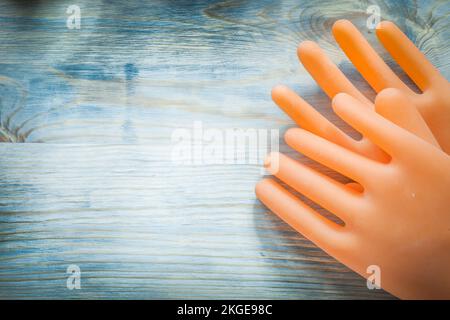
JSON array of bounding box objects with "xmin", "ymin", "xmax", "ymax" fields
[
  {"xmin": 273, "ymin": 20, "xmax": 450, "ymax": 160},
  {"xmin": 256, "ymin": 90, "xmax": 450, "ymax": 299}
]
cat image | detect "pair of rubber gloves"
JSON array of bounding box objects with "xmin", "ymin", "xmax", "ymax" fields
[{"xmin": 256, "ymin": 20, "xmax": 450, "ymax": 299}]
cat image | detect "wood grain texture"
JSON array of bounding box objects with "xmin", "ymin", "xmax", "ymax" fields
[{"xmin": 0, "ymin": 0, "xmax": 448, "ymax": 299}]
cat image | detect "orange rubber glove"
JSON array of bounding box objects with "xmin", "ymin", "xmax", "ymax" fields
[
  {"xmin": 273, "ymin": 20, "xmax": 450, "ymax": 160},
  {"xmin": 257, "ymin": 20, "xmax": 450, "ymax": 298},
  {"xmin": 256, "ymin": 90, "xmax": 450, "ymax": 299}
]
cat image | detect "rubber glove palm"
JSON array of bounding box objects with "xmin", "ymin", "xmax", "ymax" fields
[{"xmin": 256, "ymin": 90, "xmax": 450, "ymax": 299}]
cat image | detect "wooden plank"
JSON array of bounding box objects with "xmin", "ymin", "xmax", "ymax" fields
[
  {"xmin": 0, "ymin": 0, "xmax": 448, "ymax": 299},
  {"xmin": 0, "ymin": 143, "xmax": 391, "ymax": 299}
]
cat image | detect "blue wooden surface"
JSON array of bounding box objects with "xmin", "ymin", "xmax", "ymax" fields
[{"xmin": 0, "ymin": 0, "xmax": 448, "ymax": 299}]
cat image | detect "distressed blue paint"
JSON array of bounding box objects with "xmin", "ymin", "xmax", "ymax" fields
[{"xmin": 0, "ymin": 0, "xmax": 447, "ymax": 299}]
